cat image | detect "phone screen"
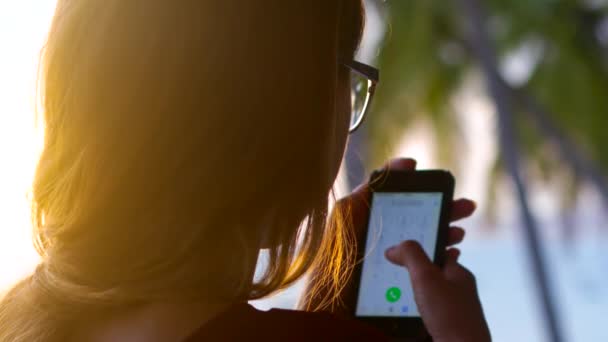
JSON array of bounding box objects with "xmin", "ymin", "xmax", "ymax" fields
[{"xmin": 355, "ymin": 192, "xmax": 443, "ymax": 318}]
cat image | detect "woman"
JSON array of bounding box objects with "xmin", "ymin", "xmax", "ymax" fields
[{"xmin": 0, "ymin": 0, "xmax": 490, "ymax": 341}]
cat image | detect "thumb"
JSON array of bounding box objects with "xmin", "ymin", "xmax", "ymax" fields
[{"xmin": 385, "ymin": 241, "xmax": 439, "ymax": 282}]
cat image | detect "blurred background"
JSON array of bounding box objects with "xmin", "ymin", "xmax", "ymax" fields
[{"xmin": 0, "ymin": 1, "xmax": 606, "ymax": 341}]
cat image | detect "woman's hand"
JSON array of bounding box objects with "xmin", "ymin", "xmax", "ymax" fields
[
  {"xmin": 351, "ymin": 159, "xmax": 490, "ymax": 341},
  {"xmin": 368, "ymin": 159, "xmax": 490, "ymax": 341},
  {"xmin": 385, "ymin": 242, "xmax": 491, "ymax": 342},
  {"xmin": 299, "ymin": 158, "xmax": 481, "ymax": 321}
]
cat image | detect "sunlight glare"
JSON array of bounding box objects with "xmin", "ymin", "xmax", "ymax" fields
[{"xmin": 0, "ymin": 0, "xmax": 57, "ymax": 291}]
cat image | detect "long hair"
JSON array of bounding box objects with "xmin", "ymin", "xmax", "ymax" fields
[{"xmin": 0, "ymin": 0, "xmax": 364, "ymax": 340}]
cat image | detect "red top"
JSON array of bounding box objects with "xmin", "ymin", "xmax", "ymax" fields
[{"xmin": 183, "ymin": 303, "xmax": 389, "ymax": 341}]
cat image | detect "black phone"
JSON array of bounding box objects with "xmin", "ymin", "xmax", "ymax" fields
[{"xmin": 351, "ymin": 170, "xmax": 455, "ymax": 339}]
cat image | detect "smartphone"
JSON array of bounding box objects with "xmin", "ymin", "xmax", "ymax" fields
[{"xmin": 351, "ymin": 170, "xmax": 455, "ymax": 339}]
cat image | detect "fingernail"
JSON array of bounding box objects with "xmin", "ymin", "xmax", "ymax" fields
[{"xmin": 471, "ymin": 200, "xmax": 478, "ymax": 210}]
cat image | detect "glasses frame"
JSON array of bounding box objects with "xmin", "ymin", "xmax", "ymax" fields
[{"xmin": 343, "ymin": 60, "xmax": 380, "ymax": 133}]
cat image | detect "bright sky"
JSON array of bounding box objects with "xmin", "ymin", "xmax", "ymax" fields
[{"xmin": 0, "ymin": 1, "xmax": 57, "ymax": 290}]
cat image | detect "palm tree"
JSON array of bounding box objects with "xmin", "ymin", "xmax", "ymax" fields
[
  {"xmin": 456, "ymin": 1, "xmax": 563, "ymax": 340},
  {"xmin": 351, "ymin": 1, "xmax": 608, "ymax": 341},
  {"xmin": 366, "ymin": 0, "xmax": 608, "ymax": 202}
]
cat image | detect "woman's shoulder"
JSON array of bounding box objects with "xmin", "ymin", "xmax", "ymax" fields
[{"xmin": 184, "ymin": 303, "xmax": 389, "ymax": 342}]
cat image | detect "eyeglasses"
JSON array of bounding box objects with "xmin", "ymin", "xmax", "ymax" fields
[{"xmin": 344, "ymin": 60, "xmax": 379, "ymax": 133}]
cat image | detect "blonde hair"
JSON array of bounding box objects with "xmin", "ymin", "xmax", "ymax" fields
[{"xmin": 0, "ymin": 0, "xmax": 364, "ymax": 341}]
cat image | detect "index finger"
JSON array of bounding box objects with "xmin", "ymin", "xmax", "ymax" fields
[
  {"xmin": 352, "ymin": 158, "xmax": 418, "ymax": 195},
  {"xmin": 385, "ymin": 241, "xmax": 440, "ymax": 283}
]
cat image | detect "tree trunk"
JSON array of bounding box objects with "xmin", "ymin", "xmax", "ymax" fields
[{"xmin": 455, "ymin": 0, "xmax": 564, "ymax": 341}]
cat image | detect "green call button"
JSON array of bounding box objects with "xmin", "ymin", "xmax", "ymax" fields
[{"xmin": 385, "ymin": 287, "xmax": 402, "ymax": 303}]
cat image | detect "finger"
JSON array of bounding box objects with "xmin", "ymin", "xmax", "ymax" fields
[
  {"xmin": 445, "ymin": 248, "xmax": 461, "ymax": 263},
  {"xmin": 385, "ymin": 241, "xmax": 439, "ymax": 282},
  {"xmin": 443, "ymin": 262, "xmax": 477, "ymax": 287},
  {"xmin": 450, "ymin": 198, "xmax": 477, "ymax": 222},
  {"xmin": 384, "ymin": 158, "xmax": 417, "ymax": 172},
  {"xmin": 442, "ymin": 252, "xmax": 476, "ymax": 287},
  {"xmin": 442, "ymin": 259, "xmax": 463, "ymax": 281},
  {"xmin": 351, "ymin": 158, "xmax": 418, "ymax": 196},
  {"xmin": 446, "ymin": 226, "xmax": 465, "ymax": 246},
  {"xmin": 368, "ymin": 158, "xmax": 417, "ymax": 190}
]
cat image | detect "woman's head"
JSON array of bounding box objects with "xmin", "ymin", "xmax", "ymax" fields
[{"xmin": 1, "ymin": 0, "xmax": 365, "ymax": 339}]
